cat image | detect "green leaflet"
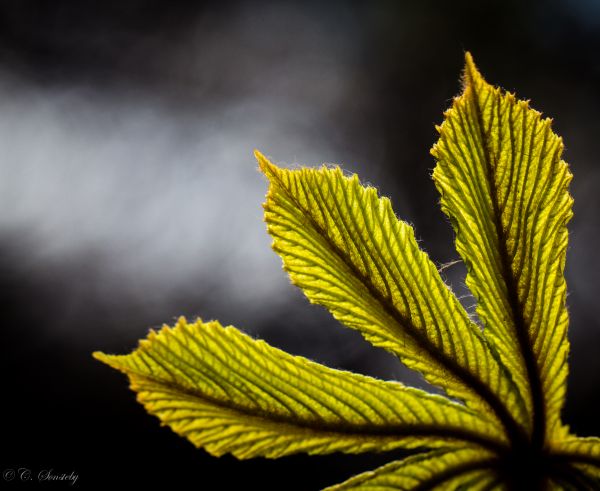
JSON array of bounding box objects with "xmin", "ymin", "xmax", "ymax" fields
[
  {"xmin": 431, "ymin": 53, "xmax": 573, "ymax": 444},
  {"xmin": 93, "ymin": 318, "xmax": 505, "ymax": 459},
  {"xmin": 552, "ymin": 437, "xmax": 600, "ymax": 481},
  {"xmin": 552, "ymin": 436, "xmax": 600, "ymax": 463},
  {"xmin": 323, "ymin": 448, "xmax": 498, "ymax": 490},
  {"xmin": 94, "ymin": 53, "xmax": 600, "ymax": 490},
  {"xmin": 258, "ymin": 151, "xmax": 527, "ymax": 439}
]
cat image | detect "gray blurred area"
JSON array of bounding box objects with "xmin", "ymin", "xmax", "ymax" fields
[
  {"xmin": 2, "ymin": 1, "xmax": 599, "ymax": 489},
  {"xmin": 0, "ymin": 1, "xmax": 398, "ymax": 364}
]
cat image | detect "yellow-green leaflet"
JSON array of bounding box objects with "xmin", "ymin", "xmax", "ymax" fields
[
  {"xmin": 552, "ymin": 437, "xmax": 600, "ymax": 482},
  {"xmin": 323, "ymin": 448, "xmax": 498, "ymax": 490},
  {"xmin": 258, "ymin": 151, "xmax": 527, "ymax": 439},
  {"xmin": 431, "ymin": 54, "xmax": 573, "ymax": 444},
  {"xmin": 93, "ymin": 317, "xmax": 505, "ymax": 459}
]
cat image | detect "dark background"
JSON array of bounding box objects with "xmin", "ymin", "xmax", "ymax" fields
[{"xmin": 2, "ymin": 0, "xmax": 599, "ymax": 489}]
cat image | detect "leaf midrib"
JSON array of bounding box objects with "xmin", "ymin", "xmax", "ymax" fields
[
  {"xmin": 465, "ymin": 61, "xmax": 545, "ymax": 451},
  {"xmin": 127, "ymin": 370, "xmax": 507, "ymax": 453}
]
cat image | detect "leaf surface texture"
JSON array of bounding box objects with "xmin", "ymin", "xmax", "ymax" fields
[
  {"xmin": 323, "ymin": 448, "xmax": 498, "ymax": 490},
  {"xmin": 258, "ymin": 151, "xmax": 527, "ymax": 436},
  {"xmin": 93, "ymin": 318, "xmax": 504, "ymax": 459},
  {"xmin": 431, "ymin": 54, "xmax": 573, "ymax": 443}
]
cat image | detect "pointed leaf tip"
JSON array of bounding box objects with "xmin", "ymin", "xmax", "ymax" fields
[
  {"xmin": 463, "ymin": 52, "xmax": 484, "ymax": 88},
  {"xmin": 253, "ymin": 148, "xmax": 265, "ymax": 163},
  {"xmin": 92, "ymin": 350, "xmax": 122, "ymax": 371},
  {"xmin": 92, "ymin": 351, "xmax": 106, "ymax": 362},
  {"xmin": 254, "ymin": 149, "xmax": 276, "ymax": 177},
  {"xmin": 464, "ymin": 51, "xmax": 474, "ymax": 67}
]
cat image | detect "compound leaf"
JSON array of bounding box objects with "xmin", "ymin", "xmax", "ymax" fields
[
  {"xmin": 323, "ymin": 448, "xmax": 498, "ymax": 490},
  {"xmin": 258, "ymin": 151, "xmax": 527, "ymax": 441},
  {"xmin": 431, "ymin": 53, "xmax": 573, "ymax": 444},
  {"xmin": 93, "ymin": 53, "xmax": 598, "ymax": 491},
  {"xmin": 93, "ymin": 317, "xmax": 506, "ymax": 459}
]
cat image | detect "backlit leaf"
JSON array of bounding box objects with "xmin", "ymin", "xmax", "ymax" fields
[
  {"xmin": 323, "ymin": 448, "xmax": 498, "ymax": 490},
  {"xmin": 552, "ymin": 436, "xmax": 600, "ymax": 482},
  {"xmin": 431, "ymin": 53, "xmax": 573, "ymax": 444},
  {"xmin": 258, "ymin": 151, "xmax": 527, "ymax": 441},
  {"xmin": 93, "ymin": 317, "xmax": 505, "ymax": 459}
]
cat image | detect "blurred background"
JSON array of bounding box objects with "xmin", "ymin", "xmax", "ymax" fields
[{"xmin": 1, "ymin": 0, "xmax": 599, "ymax": 488}]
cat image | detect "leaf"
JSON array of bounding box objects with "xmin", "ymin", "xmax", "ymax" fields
[
  {"xmin": 323, "ymin": 448, "xmax": 498, "ymax": 490},
  {"xmin": 257, "ymin": 151, "xmax": 528, "ymax": 441},
  {"xmin": 431, "ymin": 53, "xmax": 573, "ymax": 444},
  {"xmin": 93, "ymin": 317, "xmax": 506, "ymax": 459},
  {"xmin": 552, "ymin": 436, "xmax": 600, "ymax": 480},
  {"xmin": 546, "ymin": 436, "xmax": 600, "ymax": 489}
]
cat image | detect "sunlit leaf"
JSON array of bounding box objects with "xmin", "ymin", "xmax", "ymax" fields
[
  {"xmin": 431, "ymin": 53, "xmax": 573, "ymax": 444},
  {"xmin": 258, "ymin": 150, "xmax": 527, "ymax": 440},
  {"xmin": 93, "ymin": 317, "xmax": 505, "ymax": 459},
  {"xmin": 323, "ymin": 448, "xmax": 498, "ymax": 490},
  {"xmin": 551, "ymin": 436, "xmax": 600, "ymax": 483}
]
